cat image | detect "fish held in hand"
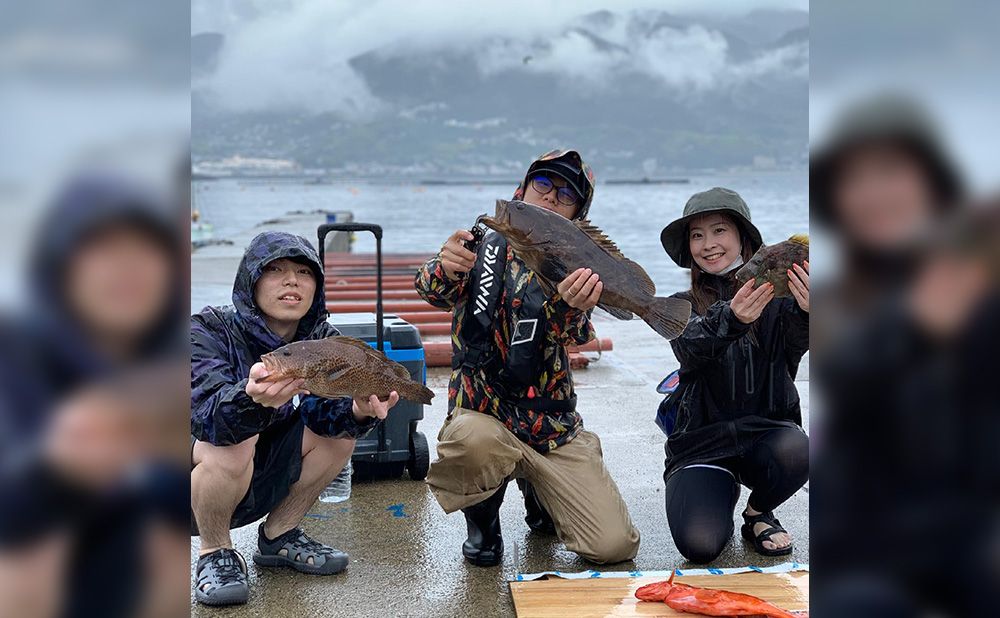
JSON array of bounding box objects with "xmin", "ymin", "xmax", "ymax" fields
[
  {"xmin": 259, "ymin": 336, "xmax": 434, "ymax": 405},
  {"xmin": 735, "ymin": 234, "xmax": 809, "ymax": 298},
  {"xmin": 480, "ymin": 199, "xmax": 691, "ymax": 341}
]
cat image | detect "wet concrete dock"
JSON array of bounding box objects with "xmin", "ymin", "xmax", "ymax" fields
[{"xmin": 190, "ymin": 212, "xmax": 809, "ymax": 617}]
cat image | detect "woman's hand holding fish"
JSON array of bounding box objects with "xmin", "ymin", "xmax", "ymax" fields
[
  {"xmin": 558, "ymin": 267, "xmax": 603, "ymax": 310},
  {"xmin": 246, "ymin": 362, "xmax": 310, "ymax": 409},
  {"xmin": 353, "ymin": 392, "xmax": 400, "ymax": 421},
  {"xmin": 787, "ymin": 260, "xmax": 809, "ymax": 312},
  {"xmin": 439, "ymin": 230, "xmax": 477, "ymax": 280},
  {"xmin": 731, "ymin": 279, "xmax": 774, "ymax": 324}
]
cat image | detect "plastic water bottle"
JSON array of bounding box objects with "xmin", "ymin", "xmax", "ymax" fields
[{"xmin": 319, "ymin": 459, "xmax": 352, "ymax": 503}]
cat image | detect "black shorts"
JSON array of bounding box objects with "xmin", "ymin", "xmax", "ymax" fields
[{"xmin": 190, "ymin": 413, "xmax": 304, "ymax": 535}]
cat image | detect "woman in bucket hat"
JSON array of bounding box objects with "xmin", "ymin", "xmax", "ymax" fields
[{"xmin": 657, "ymin": 187, "xmax": 810, "ymax": 563}]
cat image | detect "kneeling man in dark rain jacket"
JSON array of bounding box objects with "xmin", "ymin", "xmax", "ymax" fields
[{"xmin": 190, "ymin": 231, "xmax": 397, "ymax": 606}]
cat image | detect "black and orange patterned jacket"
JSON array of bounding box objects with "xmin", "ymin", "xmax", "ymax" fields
[{"xmin": 415, "ymin": 249, "xmax": 596, "ymax": 453}]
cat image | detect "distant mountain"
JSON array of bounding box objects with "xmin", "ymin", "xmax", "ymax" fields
[
  {"xmin": 192, "ymin": 9, "xmax": 808, "ymax": 177},
  {"xmin": 695, "ymin": 9, "xmax": 808, "ymax": 47}
]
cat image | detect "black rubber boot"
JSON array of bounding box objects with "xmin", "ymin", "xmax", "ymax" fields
[
  {"xmin": 518, "ymin": 479, "xmax": 556, "ymax": 535},
  {"xmin": 461, "ymin": 480, "xmax": 508, "ymax": 567}
]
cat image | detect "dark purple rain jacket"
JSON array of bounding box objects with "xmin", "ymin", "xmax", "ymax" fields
[{"xmin": 190, "ymin": 231, "xmax": 378, "ymax": 445}]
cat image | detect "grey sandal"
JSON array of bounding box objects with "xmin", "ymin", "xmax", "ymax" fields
[
  {"xmin": 252, "ymin": 522, "xmax": 349, "ymax": 575},
  {"xmin": 195, "ymin": 548, "xmax": 249, "ymax": 606}
]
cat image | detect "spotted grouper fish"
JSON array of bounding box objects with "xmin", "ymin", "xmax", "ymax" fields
[
  {"xmin": 259, "ymin": 336, "xmax": 434, "ymax": 405},
  {"xmin": 480, "ymin": 199, "xmax": 691, "ymax": 341},
  {"xmin": 735, "ymin": 234, "xmax": 809, "ymax": 298}
]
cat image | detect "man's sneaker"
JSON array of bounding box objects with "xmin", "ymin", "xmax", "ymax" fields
[
  {"xmin": 252, "ymin": 522, "xmax": 349, "ymax": 575},
  {"xmin": 195, "ymin": 548, "xmax": 249, "ymax": 606}
]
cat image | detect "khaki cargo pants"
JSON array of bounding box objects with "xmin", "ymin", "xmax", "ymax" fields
[{"xmin": 426, "ymin": 407, "xmax": 640, "ymax": 564}]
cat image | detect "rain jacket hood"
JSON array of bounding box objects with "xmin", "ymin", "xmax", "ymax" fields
[
  {"xmin": 191, "ymin": 231, "xmax": 377, "ymax": 446},
  {"xmin": 231, "ymin": 231, "xmax": 327, "ymax": 352}
]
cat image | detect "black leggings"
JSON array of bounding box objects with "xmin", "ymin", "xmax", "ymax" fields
[{"xmin": 664, "ymin": 427, "xmax": 809, "ymax": 563}]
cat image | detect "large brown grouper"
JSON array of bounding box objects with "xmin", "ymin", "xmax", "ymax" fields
[
  {"xmin": 259, "ymin": 336, "xmax": 434, "ymax": 405},
  {"xmin": 480, "ymin": 199, "xmax": 691, "ymax": 341}
]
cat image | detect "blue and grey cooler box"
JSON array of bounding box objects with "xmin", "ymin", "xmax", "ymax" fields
[
  {"xmin": 326, "ymin": 312, "xmax": 429, "ymax": 480},
  {"xmin": 319, "ymin": 221, "xmax": 431, "ymax": 481}
]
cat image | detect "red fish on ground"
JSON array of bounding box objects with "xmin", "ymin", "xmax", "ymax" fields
[{"xmin": 634, "ymin": 571, "xmax": 806, "ymax": 617}]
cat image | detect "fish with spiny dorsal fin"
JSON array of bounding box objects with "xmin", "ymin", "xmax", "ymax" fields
[
  {"xmin": 635, "ymin": 571, "xmax": 804, "ymax": 617},
  {"xmin": 735, "ymin": 234, "xmax": 809, "ymax": 298},
  {"xmin": 479, "ymin": 199, "xmax": 691, "ymax": 341},
  {"xmin": 258, "ymin": 336, "xmax": 433, "ymax": 405}
]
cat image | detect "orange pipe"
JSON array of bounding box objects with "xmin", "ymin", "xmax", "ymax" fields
[
  {"xmin": 415, "ymin": 322, "xmax": 453, "ymax": 336},
  {"xmin": 326, "ymin": 301, "xmax": 443, "ymax": 313},
  {"xmin": 325, "ymin": 282, "xmax": 419, "ymax": 292},
  {"xmin": 324, "ymin": 258, "xmax": 429, "ymax": 268},
  {"xmin": 324, "ymin": 267, "xmax": 425, "ymax": 275},
  {"xmin": 326, "ymin": 251, "xmax": 430, "ymax": 257},
  {"xmin": 326, "ymin": 253, "xmax": 430, "ymax": 261},
  {"xmin": 423, "ymin": 343, "xmax": 452, "ymax": 368},
  {"xmin": 325, "ymin": 289, "xmax": 423, "ymax": 301},
  {"xmin": 326, "ymin": 276, "xmax": 416, "ymax": 286},
  {"xmin": 326, "ymin": 273, "xmax": 417, "ymax": 281}
]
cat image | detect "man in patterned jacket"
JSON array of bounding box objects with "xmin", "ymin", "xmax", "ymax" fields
[
  {"xmin": 415, "ymin": 150, "xmax": 640, "ymax": 566},
  {"xmin": 190, "ymin": 231, "xmax": 397, "ymax": 606}
]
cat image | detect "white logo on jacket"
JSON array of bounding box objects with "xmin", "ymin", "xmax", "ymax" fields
[
  {"xmin": 473, "ymin": 243, "xmax": 500, "ymax": 315},
  {"xmin": 510, "ymin": 319, "xmax": 538, "ymax": 346}
]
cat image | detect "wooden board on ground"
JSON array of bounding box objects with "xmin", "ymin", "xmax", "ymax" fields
[{"xmin": 510, "ymin": 571, "xmax": 808, "ymax": 617}]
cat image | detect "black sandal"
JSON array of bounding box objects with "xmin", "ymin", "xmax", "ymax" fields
[
  {"xmin": 253, "ymin": 523, "xmax": 349, "ymax": 575},
  {"xmin": 195, "ymin": 548, "xmax": 249, "ymax": 606},
  {"xmin": 741, "ymin": 509, "xmax": 792, "ymax": 557}
]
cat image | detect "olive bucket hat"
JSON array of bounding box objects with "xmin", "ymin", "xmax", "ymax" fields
[{"xmin": 660, "ymin": 187, "xmax": 763, "ymax": 268}]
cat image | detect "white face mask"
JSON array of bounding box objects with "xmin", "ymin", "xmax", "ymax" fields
[{"xmin": 718, "ymin": 253, "xmax": 744, "ymax": 274}]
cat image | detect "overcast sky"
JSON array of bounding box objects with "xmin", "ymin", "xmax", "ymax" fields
[
  {"xmin": 809, "ymin": 1, "xmax": 998, "ymax": 189},
  {"xmin": 192, "ymin": 0, "xmax": 808, "ymax": 117},
  {"xmin": 193, "ymin": 0, "xmax": 807, "ymax": 34}
]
